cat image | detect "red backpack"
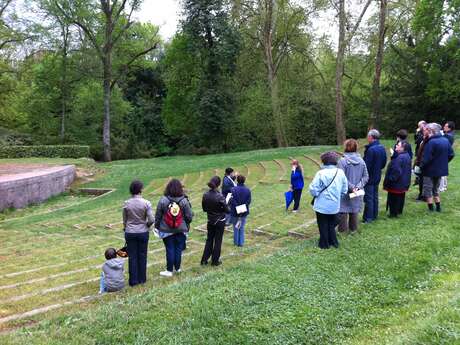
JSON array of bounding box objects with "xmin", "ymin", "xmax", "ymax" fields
[{"xmin": 164, "ymin": 197, "xmax": 185, "ymax": 229}]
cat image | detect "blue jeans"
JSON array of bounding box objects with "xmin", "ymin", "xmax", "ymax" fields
[
  {"xmin": 125, "ymin": 231, "xmax": 149, "ymax": 286},
  {"xmin": 99, "ymin": 272, "xmax": 107, "ymax": 293},
  {"xmin": 163, "ymin": 233, "xmax": 186, "ymax": 272},
  {"xmin": 225, "ymin": 213, "xmax": 231, "ymax": 226},
  {"xmin": 231, "ymin": 216, "xmax": 247, "ymax": 246},
  {"xmin": 363, "ymin": 184, "xmax": 379, "ymax": 222}
]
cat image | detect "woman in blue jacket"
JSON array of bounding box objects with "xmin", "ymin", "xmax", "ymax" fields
[
  {"xmin": 383, "ymin": 141, "xmax": 412, "ymax": 217},
  {"xmin": 290, "ymin": 159, "xmax": 304, "ymax": 212},
  {"xmin": 230, "ymin": 175, "xmax": 251, "ymax": 247},
  {"xmin": 309, "ymin": 152, "xmax": 348, "ymax": 249}
]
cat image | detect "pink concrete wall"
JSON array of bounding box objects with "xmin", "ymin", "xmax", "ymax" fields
[{"xmin": 0, "ymin": 165, "xmax": 76, "ymax": 211}]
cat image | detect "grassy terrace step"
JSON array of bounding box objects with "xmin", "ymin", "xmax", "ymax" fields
[{"xmin": 0, "ymin": 233, "xmax": 290, "ymax": 330}]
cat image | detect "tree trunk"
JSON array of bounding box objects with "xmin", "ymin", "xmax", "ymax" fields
[
  {"xmin": 263, "ymin": 0, "xmax": 287, "ymax": 147},
  {"xmin": 269, "ymin": 70, "xmax": 286, "ymax": 147},
  {"xmin": 102, "ymin": 3, "xmax": 112, "ymax": 162},
  {"xmin": 103, "ymin": 58, "xmax": 111, "ymax": 162},
  {"xmin": 369, "ymin": 0, "xmax": 387, "ymax": 129},
  {"xmin": 60, "ymin": 25, "xmax": 69, "ymax": 143},
  {"xmin": 335, "ymin": 0, "xmax": 346, "ymax": 145}
]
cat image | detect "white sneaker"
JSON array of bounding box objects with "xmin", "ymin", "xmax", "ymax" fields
[
  {"xmin": 160, "ymin": 270, "xmax": 173, "ymax": 277},
  {"xmin": 175, "ymin": 269, "xmax": 182, "ymax": 274}
]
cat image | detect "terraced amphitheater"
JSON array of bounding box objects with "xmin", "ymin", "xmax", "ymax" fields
[{"xmin": 1, "ymin": 144, "xmax": 459, "ymax": 345}]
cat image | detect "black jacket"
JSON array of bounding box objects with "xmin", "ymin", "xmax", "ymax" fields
[{"xmin": 202, "ymin": 189, "xmax": 229, "ymax": 224}]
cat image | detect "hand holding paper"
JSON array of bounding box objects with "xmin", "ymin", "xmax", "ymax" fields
[{"xmin": 349, "ymin": 189, "xmax": 365, "ymax": 199}]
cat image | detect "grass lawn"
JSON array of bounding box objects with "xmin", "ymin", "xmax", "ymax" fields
[{"xmin": 1, "ymin": 141, "xmax": 459, "ymax": 344}]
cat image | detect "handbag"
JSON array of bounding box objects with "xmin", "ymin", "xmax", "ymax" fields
[
  {"xmin": 311, "ymin": 169, "xmax": 339, "ymax": 206},
  {"xmin": 117, "ymin": 243, "xmax": 128, "ymax": 258}
]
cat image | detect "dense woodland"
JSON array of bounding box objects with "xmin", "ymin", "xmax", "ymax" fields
[{"xmin": 0, "ymin": 0, "xmax": 459, "ymax": 161}]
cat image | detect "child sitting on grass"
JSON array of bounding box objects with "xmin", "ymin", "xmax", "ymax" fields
[{"xmin": 99, "ymin": 248, "xmax": 125, "ymax": 294}]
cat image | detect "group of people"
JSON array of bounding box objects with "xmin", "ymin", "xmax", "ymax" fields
[
  {"xmin": 99, "ymin": 171, "xmax": 252, "ymax": 292},
  {"xmin": 98, "ymin": 120, "xmax": 455, "ymax": 292},
  {"xmin": 304, "ymin": 122, "xmax": 455, "ymax": 250}
]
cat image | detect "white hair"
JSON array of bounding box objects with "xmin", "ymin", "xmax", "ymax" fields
[
  {"xmin": 426, "ymin": 123, "xmax": 441, "ymax": 135},
  {"xmin": 367, "ymin": 129, "xmax": 380, "ymax": 139}
]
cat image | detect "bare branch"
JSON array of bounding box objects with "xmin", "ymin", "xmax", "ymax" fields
[
  {"xmin": 0, "ymin": 0, "xmax": 13, "ymax": 18},
  {"xmin": 110, "ymin": 42, "xmax": 158, "ymax": 89},
  {"xmin": 345, "ymin": 0, "xmax": 373, "ymax": 46}
]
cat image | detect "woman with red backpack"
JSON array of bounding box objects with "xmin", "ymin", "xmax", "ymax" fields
[{"xmin": 154, "ymin": 179, "xmax": 193, "ymax": 277}]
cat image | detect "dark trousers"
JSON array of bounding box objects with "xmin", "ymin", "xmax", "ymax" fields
[
  {"xmin": 387, "ymin": 192, "xmax": 406, "ymax": 216},
  {"xmin": 316, "ymin": 212, "xmax": 339, "ymax": 249},
  {"xmin": 125, "ymin": 231, "xmax": 149, "ymax": 286},
  {"xmin": 338, "ymin": 213, "xmax": 358, "ymax": 232},
  {"xmin": 363, "ymin": 184, "xmax": 379, "ymax": 222},
  {"xmin": 201, "ymin": 220, "xmax": 225, "ymax": 264},
  {"xmin": 417, "ymin": 174, "xmax": 424, "ymax": 199},
  {"xmin": 293, "ymin": 189, "xmax": 303, "ymax": 211},
  {"xmin": 163, "ymin": 233, "xmax": 186, "ymax": 272}
]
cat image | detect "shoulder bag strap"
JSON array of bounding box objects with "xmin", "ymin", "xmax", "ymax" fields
[{"xmin": 317, "ymin": 168, "xmax": 338, "ymax": 197}]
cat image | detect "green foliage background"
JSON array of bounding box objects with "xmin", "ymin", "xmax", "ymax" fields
[{"xmin": 0, "ymin": 0, "xmax": 459, "ymax": 159}]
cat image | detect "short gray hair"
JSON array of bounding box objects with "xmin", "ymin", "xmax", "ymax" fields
[
  {"xmin": 367, "ymin": 129, "xmax": 380, "ymax": 139},
  {"xmin": 427, "ymin": 123, "xmax": 441, "ymax": 135}
]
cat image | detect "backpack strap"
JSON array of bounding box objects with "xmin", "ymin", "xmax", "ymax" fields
[{"xmin": 166, "ymin": 196, "xmax": 185, "ymax": 206}]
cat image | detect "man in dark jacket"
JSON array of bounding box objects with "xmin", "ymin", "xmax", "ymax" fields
[
  {"xmin": 222, "ymin": 167, "xmax": 237, "ymax": 226},
  {"xmin": 421, "ymin": 123, "xmax": 455, "ymax": 212},
  {"xmin": 363, "ymin": 129, "xmax": 387, "ymax": 223},
  {"xmin": 443, "ymin": 121, "xmax": 455, "ymax": 146},
  {"xmin": 384, "ymin": 141, "xmax": 412, "ymax": 217},
  {"xmin": 222, "ymin": 167, "xmax": 237, "ymax": 198}
]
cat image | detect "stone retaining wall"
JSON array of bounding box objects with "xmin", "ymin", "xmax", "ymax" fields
[{"xmin": 0, "ymin": 165, "xmax": 76, "ymax": 211}]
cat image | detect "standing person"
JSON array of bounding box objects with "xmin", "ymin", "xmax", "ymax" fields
[
  {"xmin": 222, "ymin": 167, "xmax": 237, "ymax": 225},
  {"xmin": 363, "ymin": 129, "xmax": 387, "ymax": 223},
  {"xmin": 392, "ymin": 129, "xmax": 413, "ymax": 159},
  {"xmin": 443, "ymin": 121, "xmax": 455, "ymax": 146},
  {"xmin": 439, "ymin": 121, "xmax": 456, "ymax": 191},
  {"xmin": 309, "ymin": 152, "xmax": 348, "ymax": 249},
  {"xmin": 383, "ymin": 141, "xmax": 412, "ymax": 217},
  {"xmin": 290, "ymin": 159, "xmax": 304, "ymax": 212},
  {"xmin": 414, "ymin": 124, "xmax": 430, "ymax": 201},
  {"xmin": 414, "ymin": 121, "xmax": 427, "ymax": 155},
  {"xmin": 122, "ymin": 180, "xmax": 154, "ymax": 287},
  {"xmin": 420, "ymin": 123, "xmax": 455, "ymax": 212},
  {"xmin": 155, "ymin": 179, "xmax": 193, "ymax": 277},
  {"xmin": 201, "ymin": 176, "xmax": 229, "ymax": 266},
  {"xmin": 337, "ymin": 139, "xmax": 369, "ymax": 233},
  {"xmin": 230, "ymin": 175, "xmax": 251, "ymax": 247}
]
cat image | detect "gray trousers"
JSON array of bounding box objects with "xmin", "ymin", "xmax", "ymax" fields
[{"xmin": 338, "ymin": 213, "xmax": 358, "ymax": 232}]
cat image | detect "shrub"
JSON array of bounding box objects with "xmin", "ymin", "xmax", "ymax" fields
[{"xmin": 0, "ymin": 145, "xmax": 90, "ymax": 158}]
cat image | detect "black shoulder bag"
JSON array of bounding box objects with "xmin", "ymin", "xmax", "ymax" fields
[{"xmin": 310, "ymin": 169, "xmax": 339, "ymax": 206}]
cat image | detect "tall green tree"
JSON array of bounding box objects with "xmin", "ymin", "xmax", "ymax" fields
[
  {"xmin": 53, "ymin": 0, "xmax": 159, "ymax": 161},
  {"xmin": 163, "ymin": 0, "xmax": 240, "ymax": 152}
]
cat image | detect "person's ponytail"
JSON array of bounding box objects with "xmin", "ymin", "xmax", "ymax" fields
[{"xmin": 207, "ymin": 176, "xmax": 221, "ymax": 190}]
